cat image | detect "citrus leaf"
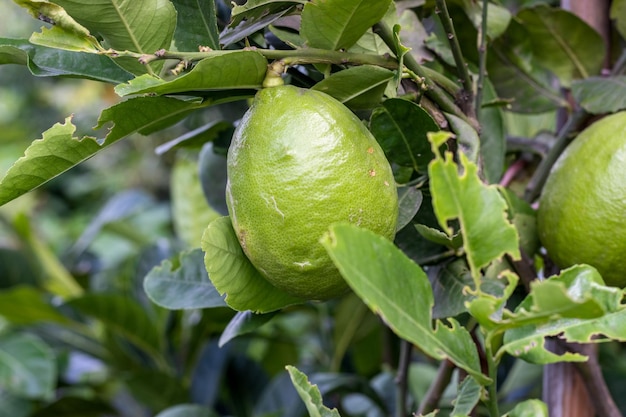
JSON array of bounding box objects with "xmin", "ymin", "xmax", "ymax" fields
[
  {"xmin": 144, "ymin": 249, "xmax": 227, "ymax": 310},
  {"xmin": 516, "ymin": 5, "xmax": 604, "ymax": 87},
  {"xmin": 445, "ymin": 112, "xmax": 480, "ymax": 165},
  {"xmin": 571, "ymin": 76, "xmax": 626, "ymax": 115},
  {"xmin": 0, "ymin": 286, "xmax": 72, "ymax": 326},
  {"xmin": 221, "ymin": 3, "xmax": 297, "ymax": 47},
  {"xmin": 321, "ymin": 223, "xmax": 489, "ymax": 384},
  {"xmin": 229, "ymin": 0, "xmax": 305, "ymax": 28},
  {"xmin": 286, "ymin": 366, "xmax": 341, "ymax": 417},
  {"xmin": 155, "ymin": 404, "xmax": 218, "ymax": 417},
  {"xmin": 451, "ymin": 376, "xmax": 482, "ymax": 417},
  {"xmin": 370, "ymin": 99, "xmax": 440, "ymax": 172},
  {"xmin": 114, "ymin": 51, "xmax": 267, "ymax": 96},
  {"xmin": 172, "ymin": 0, "xmax": 220, "ymax": 51},
  {"xmin": 198, "ymin": 142, "xmax": 229, "ymax": 216},
  {"xmin": 502, "ymin": 399, "xmax": 548, "ymax": 417},
  {"xmin": 396, "ymin": 186, "xmax": 422, "ymax": 231},
  {"xmin": 312, "ymin": 66, "xmax": 394, "ymax": 110},
  {"xmin": 30, "ymin": 25, "xmax": 102, "ymax": 53},
  {"xmin": 201, "ymin": 216, "xmax": 304, "ymax": 313},
  {"xmin": 414, "ymin": 224, "xmax": 463, "ymax": 250},
  {"xmin": 170, "ymin": 154, "xmax": 221, "ymax": 247},
  {"xmin": 0, "ymin": 97, "xmax": 204, "ymax": 207},
  {"xmin": 0, "ymin": 390, "xmax": 34, "ymax": 417},
  {"xmin": 0, "ymin": 332, "xmax": 56, "ymax": 400},
  {"xmin": 500, "ymin": 265, "xmax": 626, "ymax": 363},
  {"xmin": 65, "ymin": 293, "xmax": 164, "ymax": 358},
  {"xmin": 301, "ymin": 0, "xmax": 392, "ymax": 51},
  {"xmin": 0, "ymin": 37, "xmax": 132, "ymax": 82},
  {"xmin": 218, "ymin": 310, "xmax": 277, "ymax": 347},
  {"xmin": 427, "ymin": 132, "xmax": 520, "ymax": 281},
  {"xmin": 50, "ymin": 0, "xmax": 177, "ymax": 75},
  {"xmin": 611, "ymin": 0, "xmax": 626, "ymax": 39},
  {"xmin": 477, "ymin": 79, "xmax": 505, "ymax": 183}
]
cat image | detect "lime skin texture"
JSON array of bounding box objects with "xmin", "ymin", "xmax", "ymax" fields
[
  {"xmin": 226, "ymin": 85, "xmax": 399, "ymax": 300},
  {"xmin": 538, "ymin": 111, "xmax": 626, "ymax": 287}
]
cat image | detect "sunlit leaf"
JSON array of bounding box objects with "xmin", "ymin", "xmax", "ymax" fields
[
  {"xmin": 322, "ymin": 223, "xmax": 489, "ymax": 384},
  {"xmin": 0, "ymin": 332, "xmax": 56, "ymax": 400},
  {"xmin": 571, "ymin": 76, "xmax": 626, "ymax": 114},
  {"xmin": 144, "ymin": 249, "xmax": 227, "ymax": 310},
  {"xmin": 301, "ymin": 0, "xmax": 392, "ymax": 51},
  {"xmin": 286, "ymin": 366, "xmax": 341, "ymax": 417},
  {"xmin": 201, "ymin": 217, "xmax": 304, "ymax": 313},
  {"xmin": 114, "ymin": 51, "xmax": 267, "ymax": 96},
  {"xmin": 427, "ymin": 132, "xmax": 520, "ymax": 281}
]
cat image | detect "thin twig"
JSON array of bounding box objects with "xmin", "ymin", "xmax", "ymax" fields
[
  {"xmin": 475, "ymin": 0, "xmax": 489, "ymax": 112},
  {"xmin": 435, "ymin": 0, "xmax": 474, "ymax": 115},
  {"xmin": 395, "ymin": 340, "xmax": 413, "ymax": 417},
  {"xmin": 416, "ymin": 359, "xmax": 455, "ymax": 415}
]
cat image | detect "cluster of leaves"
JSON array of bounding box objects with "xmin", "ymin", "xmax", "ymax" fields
[{"xmin": 2, "ymin": 0, "xmax": 626, "ymax": 416}]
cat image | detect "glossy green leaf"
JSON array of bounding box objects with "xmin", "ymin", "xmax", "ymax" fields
[
  {"xmin": 144, "ymin": 249, "xmax": 226, "ymax": 310},
  {"xmin": 50, "ymin": 0, "xmax": 177, "ymax": 75},
  {"xmin": 451, "ymin": 376, "xmax": 482, "ymax": 416},
  {"xmin": 0, "ymin": 286, "xmax": 72, "ymax": 325},
  {"xmin": 201, "ymin": 216, "xmax": 304, "ymax": 313},
  {"xmin": 370, "ymin": 99, "xmax": 440, "ymax": 172},
  {"xmin": 65, "ymin": 293, "xmax": 164, "ymax": 358},
  {"xmin": 0, "ymin": 332, "xmax": 56, "ymax": 400},
  {"xmin": 500, "ymin": 265, "xmax": 626, "ymax": 363},
  {"xmin": 516, "ymin": 5, "xmax": 604, "ymax": 87},
  {"xmin": 0, "ymin": 97, "xmax": 205, "ymax": 207},
  {"xmin": 301, "ymin": 0, "xmax": 392, "ymax": 51},
  {"xmin": 218, "ymin": 310, "xmax": 277, "ymax": 347},
  {"xmin": 155, "ymin": 404, "xmax": 218, "ymax": 417},
  {"xmin": 312, "ymin": 66, "xmax": 394, "ymax": 109},
  {"xmin": 427, "ymin": 132, "xmax": 520, "ymax": 281},
  {"xmin": 322, "ymin": 223, "xmax": 489, "ymax": 384},
  {"xmin": 487, "ymin": 19, "xmax": 567, "ymax": 113},
  {"xmin": 172, "ymin": 0, "xmax": 219, "ymax": 51},
  {"xmin": 170, "ymin": 154, "xmax": 222, "ymax": 247},
  {"xmin": 502, "ymin": 399, "xmax": 548, "ymax": 417},
  {"xmin": 396, "ymin": 186, "xmax": 422, "ymax": 231},
  {"xmin": 571, "ymin": 76, "xmax": 626, "ymax": 114},
  {"xmin": 414, "ymin": 224, "xmax": 462, "ymax": 250},
  {"xmin": 477, "ymin": 78, "xmax": 505, "ymax": 183},
  {"xmin": 286, "ymin": 366, "xmax": 341, "ymax": 417},
  {"xmin": 0, "ymin": 37, "xmax": 132, "ymax": 82},
  {"xmin": 114, "ymin": 51, "xmax": 267, "ymax": 96}
]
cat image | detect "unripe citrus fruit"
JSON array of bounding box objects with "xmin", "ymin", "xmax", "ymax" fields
[
  {"xmin": 226, "ymin": 85, "xmax": 398, "ymax": 300},
  {"xmin": 537, "ymin": 111, "xmax": 626, "ymax": 287}
]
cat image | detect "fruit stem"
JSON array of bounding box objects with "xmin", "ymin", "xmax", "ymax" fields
[{"xmin": 523, "ymin": 108, "xmax": 588, "ymax": 203}]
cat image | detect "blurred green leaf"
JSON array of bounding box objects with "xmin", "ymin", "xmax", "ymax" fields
[
  {"xmin": 312, "ymin": 65, "xmax": 394, "ymax": 109},
  {"xmin": 50, "ymin": 0, "xmax": 177, "ymax": 75},
  {"xmin": 451, "ymin": 376, "xmax": 482, "ymax": 416},
  {"xmin": 155, "ymin": 404, "xmax": 218, "ymax": 417},
  {"xmin": 172, "ymin": 0, "xmax": 219, "ymax": 51},
  {"xmin": 301, "ymin": 0, "xmax": 392, "ymax": 51},
  {"xmin": 170, "ymin": 154, "xmax": 222, "ymax": 247},
  {"xmin": 218, "ymin": 310, "xmax": 277, "ymax": 347},
  {"xmin": 0, "ymin": 37, "xmax": 131, "ymax": 82},
  {"xmin": 144, "ymin": 249, "xmax": 226, "ymax": 310},
  {"xmin": 29, "ymin": 397, "xmax": 116, "ymax": 417},
  {"xmin": 502, "ymin": 399, "xmax": 548, "ymax": 417},
  {"xmin": 124, "ymin": 369, "xmax": 190, "ymax": 412},
  {"xmin": 427, "ymin": 132, "xmax": 520, "ymax": 280},
  {"xmin": 201, "ymin": 216, "xmax": 304, "ymax": 313},
  {"xmin": 477, "ymin": 78, "xmax": 505, "ymax": 183},
  {"xmin": 396, "ymin": 186, "xmax": 422, "ymax": 231},
  {"xmin": 0, "ymin": 390, "xmax": 34, "ymax": 417},
  {"xmin": 322, "ymin": 223, "xmax": 489, "ymax": 384},
  {"xmin": 0, "ymin": 286, "xmax": 71, "ymax": 325},
  {"xmin": 445, "ymin": 112, "xmax": 480, "ymax": 164},
  {"xmin": 370, "ymin": 99, "xmax": 440, "ymax": 172},
  {"xmin": 0, "ymin": 332, "xmax": 56, "ymax": 400},
  {"xmin": 286, "ymin": 366, "xmax": 341, "ymax": 417},
  {"xmin": 571, "ymin": 76, "xmax": 626, "ymax": 114},
  {"xmin": 611, "ymin": 0, "xmax": 626, "ymax": 39},
  {"xmin": 65, "ymin": 293, "xmax": 164, "ymax": 359},
  {"xmin": 115, "ymin": 51, "xmax": 267, "ymax": 96},
  {"xmin": 516, "ymin": 5, "xmax": 604, "ymax": 86},
  {"xmin": 198, "ymin": 142, "xmax": 229, "ymax": 216}
]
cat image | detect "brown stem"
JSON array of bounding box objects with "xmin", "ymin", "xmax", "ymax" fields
[{"xmin": 416, "ymin": 359, "xmax": 455, "ymax": 415}]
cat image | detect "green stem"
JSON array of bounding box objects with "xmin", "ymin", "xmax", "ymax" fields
[
  {"xmin": 110, "ymin": 47, "xmax": 399, "ymax": 70},
  {"xmin": 475, "ymin": 0, "xmax": 489, "ymax": 112},
  {"xmin": 435, "ymin": 0, "xmax": 474, "ymax": 110},
  {"xmin": 485, "ymin": 344, "xmax": 500, "ymax": 417},
  {"xmin": 373, "ymin": 22, "xmax": 479, "ymax": 131}
]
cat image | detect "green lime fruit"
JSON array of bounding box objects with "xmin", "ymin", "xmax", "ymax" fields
[
  {"xmin": 537, "ymin": 111, "xmax": 626, "ymax": 287},
  {"xmin": 226, "ymin": 85, "xmax": 398, "ymax": 300}
]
